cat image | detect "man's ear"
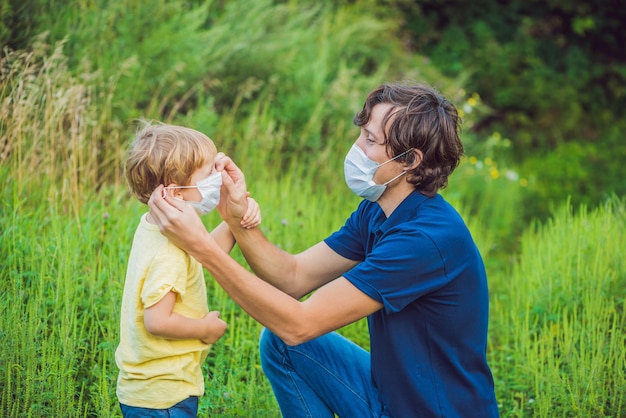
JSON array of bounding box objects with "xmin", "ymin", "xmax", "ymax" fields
[{"xmin": 406, "ymin": 149, "xmax": 423, "ymax": 170}]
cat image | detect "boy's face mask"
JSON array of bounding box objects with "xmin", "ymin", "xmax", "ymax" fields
[
  {"xmin": 343, "ymin": 144, "xmax": 412, "ymax": 202},
  {"xmin": 165, "ymin": 171, "xmax": 222, "ymax": 215}
]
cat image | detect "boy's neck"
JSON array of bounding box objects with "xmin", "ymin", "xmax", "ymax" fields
[{"xmin": 145, "ymin": 212, "xmax": 156, "ymax": 224}]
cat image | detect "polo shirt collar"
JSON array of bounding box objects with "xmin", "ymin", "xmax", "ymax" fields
[{"xmin": 379, "ymin": 190, "xmax": 431, "ymax": 234}]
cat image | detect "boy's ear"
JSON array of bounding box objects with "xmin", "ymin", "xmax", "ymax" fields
[{"xmin": 166, "ymin": 183, "xmax": 185, "ymax": 199}]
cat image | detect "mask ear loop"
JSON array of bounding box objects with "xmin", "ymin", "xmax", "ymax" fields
[
  {"xmin": 380, "ymin": 149, "xmax": 414, "ymax": 186},
  {"xmin": 377, "ymin": 148, "xmax": 414, "ymax": 168},
  {"xmin": 382, "ymin": 169, "xmax": 408, "ymax": 186},
  {"xmin": 163, "ymin": 185, "xmax": 198, "ymax": 199}
]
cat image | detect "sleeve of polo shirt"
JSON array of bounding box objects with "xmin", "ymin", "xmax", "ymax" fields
[
  {"xmin": 324, "ymin": 202, "xmax": 368, "ymax": 261},
  {"xmin": 342, "ymin": 225, "xmax": 450, "ymax": 313},
  {"xmin": 141, "ymin": 242, "xmax": 191, "ymax": 308}
]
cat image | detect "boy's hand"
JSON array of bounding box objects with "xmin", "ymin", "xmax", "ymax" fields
[
  {"xmin": 200, "ymin": 311, "xmax": 228, "ymax": 344},
  {"xmin": 241, "ymin": 195, "xmax": 262, "ymax": 229}
]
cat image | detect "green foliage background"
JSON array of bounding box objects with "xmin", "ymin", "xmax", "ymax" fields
[
  {"xmin": 399, "ymin": 0, "xmax": 626, "ymax": 218},
  {"xmin": 1, "ymin": 0, "xmax": 624, "ymax": 416}
]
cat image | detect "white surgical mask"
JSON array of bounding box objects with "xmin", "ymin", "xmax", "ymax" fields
[
  {"xmin": 344, "ymin": 144, "xmax": 412, "ymax": 201},
  {"xmin": 165, "ymin": 171, "xmax": 222, "ymax": 215}
]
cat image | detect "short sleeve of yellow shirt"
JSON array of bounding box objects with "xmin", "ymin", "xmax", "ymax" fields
[
  {"xmin": 141, "ymin": 239, "xmax": 189, "ymax": 309},
  {"xmin": 116, "ymin": 213, "xmax": 210, "ymax": 409}
]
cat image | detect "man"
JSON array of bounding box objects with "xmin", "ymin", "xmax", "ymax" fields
[{"xmin": 149, "ymin": 82, "xmax": 499, "ymax": 417}]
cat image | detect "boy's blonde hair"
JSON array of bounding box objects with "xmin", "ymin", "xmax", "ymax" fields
[{"xmin": 125, "ymin": 121, "xmax": 217, "ymax": 204}]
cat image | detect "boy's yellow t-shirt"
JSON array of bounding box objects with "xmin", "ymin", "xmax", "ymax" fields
[{"xmin": 115, "ymin": 213, "xmax": 210, "ymax": 409}]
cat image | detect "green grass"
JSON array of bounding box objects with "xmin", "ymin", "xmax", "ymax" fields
[
  {"xmin": 2, "ymin": 141, "xmax": 624, "ymax": 417},
  {"xmin": 1, "ymin": 1, "xmax": 624, "ymax": 416},
  {"xmin": 488, "ymin": 198, "xmax": 626, "ymax": 417}
]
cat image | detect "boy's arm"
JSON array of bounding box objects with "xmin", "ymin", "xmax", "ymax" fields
[
  {"xmin": 144, "ymin": 291, "xmax": 227, "ymax": 344},
  {"xmin": 210, "ymin": 221, "xmax": 236, "ymax": 253}
]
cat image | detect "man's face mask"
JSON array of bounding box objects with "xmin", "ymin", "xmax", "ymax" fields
[
  {"xmin": 343, "ymin": 144, "xmax": 412, "ymax": 202},
  {"xmin": 165, "ymin": 171, "xmax": 222, "ymax": 215}
]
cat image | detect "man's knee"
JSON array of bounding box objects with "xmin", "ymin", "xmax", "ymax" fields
[{"xmin": 259, "ymin": 327, "xmax": 281, "ymax": 360}]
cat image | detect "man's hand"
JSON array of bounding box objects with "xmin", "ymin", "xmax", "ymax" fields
[
  {"xmin": 215, "ymin": 154, "xmax": 249, "ymax": 222},
  {"xmin": 148, "ymin": 185, "xmax": 210, "ymax": 254}
]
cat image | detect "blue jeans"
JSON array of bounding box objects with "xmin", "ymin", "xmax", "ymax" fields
[
  {"xmin": 259, "ymin": 328, "xmax": 385, "ymax": 418},
  {"xmin": 119, "ymin": 396, "xmax": 198, "ymax": 418}
]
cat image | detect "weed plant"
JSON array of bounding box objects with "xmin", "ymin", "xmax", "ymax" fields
[
  {"xmin": 1, "ymin": 1, "xmax": 624, "ymax": 416},
  {"xmin": 489, "ymin": 198, "xmax": 625, "ymax": 417}
]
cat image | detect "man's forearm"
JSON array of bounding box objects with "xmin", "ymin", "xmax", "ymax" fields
[
  {"xmin": 192, "ymin": 234, "xmax": 310, "ymax": 344},
  {"xmin": 224, "ymin": 220, "xmax": 302, "ymax": 297}
]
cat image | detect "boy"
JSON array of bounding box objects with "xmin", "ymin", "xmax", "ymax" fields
[{"xmin": 115, "ymin": 121, "xmax": 260, "ymax": 417}]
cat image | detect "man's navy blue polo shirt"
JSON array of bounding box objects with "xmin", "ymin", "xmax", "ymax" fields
[{"xmin": 324, "ymin": 190, "xmax": 499, "ymax": 417}]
